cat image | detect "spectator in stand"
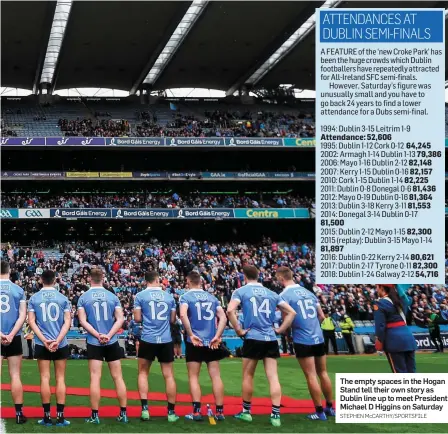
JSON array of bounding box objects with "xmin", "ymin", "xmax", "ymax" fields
[{"xmin": 0, "ymin": 192, "xmax": 314, "ymax": 210}]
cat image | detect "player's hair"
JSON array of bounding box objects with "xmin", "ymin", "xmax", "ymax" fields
[
  {"xmin": 41, "ymin": 270, "xmax": 56, "ymax": 286},
  {"xmin": 145, "ymin": 270, "xmax": 159, "ymax": 284},
  {"xmin": 381, "ymin": 285, "xmax": 403, "ymax": 312},
  {"xmin": 276, "ymin": 266, "xmax": 293, "ymax": 280},
  {"xmin": 186, "ymin": 271, "xmax": 201, "ymax": 286},
  {"xmin": 243, "ymin": 265, "xmax": 259, "ymax": 281},
  {"xmin": 0, "ymin": 261, "xmax": 10, "ymax": 274},
  {"xmin": 90, "ymin": 268, "xmax": 104, "ymax": 285}
]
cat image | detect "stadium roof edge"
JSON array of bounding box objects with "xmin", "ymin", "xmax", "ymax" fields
[
  {"xmin": 40, "ymin": 1, "xmax": 73, "ymax": 90},
  {"xmin": 243, "ymin": 0, "xmax": 341, "ymax": 89},
  {"xmin": 225, "ymin": 1, "xmax": 324, "ymax": 96},
  {"xmin": 134, "ymin": 0, "xmax": 208, "ymax": 92},
  {"xmin": 128, "ymin": 1, "xmax": 202, "ymax": 95},
  {"xmin": 2, "ymin": 2, "xmax": 446, "ymax": 91}
]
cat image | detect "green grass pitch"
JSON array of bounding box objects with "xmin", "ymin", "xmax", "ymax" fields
[{"xmin": 1, "ymin": 353, "xmax": 447, "ymax": 433}]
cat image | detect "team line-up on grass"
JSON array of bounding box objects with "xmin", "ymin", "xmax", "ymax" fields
[{"xmin": 1, "ymin": 261, "xmax": 416, "ymax": 427}]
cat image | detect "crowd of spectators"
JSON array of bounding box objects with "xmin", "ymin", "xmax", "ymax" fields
[
  {"xmin": 135, "ymin": 109, "xmax": 315, "ymax": 138},
  {"xmin": 58, "ymin": 118, "xmax": 130, "ymax": 137},
  {"xmin": 1, "ymin": 119, "xmax": 17, "ymax": 137},
  {"xmin": 2, "ymin": 106, "xmax": 315, "ymax": 138},
  {"xmin": 1, "ymin": 240, "xmax": 447, "ymax": 334},
  {"xmin": 0, "ymin": 192, "xmax": 315, "ymax": 209}
]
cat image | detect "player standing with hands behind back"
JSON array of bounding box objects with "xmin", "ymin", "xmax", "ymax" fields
[
  {"xmin": 133, "ymin": 271, "xmax": 179, "ymax": 422},
  {"xmin": 227, "ymin": 265, "xmax": 296, "ymax": 427},
  {"xmin": 77, "ymin": 268, "xmax": 128, "ymax": 424},
  {"xmin": 276, "ymin": 267, "xmax": 335, "ymax": 421},
  {"xmin": 0, "ymin": 261, "xmax": 27, "ymax": 424},
  {"xmin": 179, "ymin": 271, "xmax": 228, "ymax": 422},
  {"xmin": 28, "ymin": 270, "xmax": 72, "ymax": 426}
]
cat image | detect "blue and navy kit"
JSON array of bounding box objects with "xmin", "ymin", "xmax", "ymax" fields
[{"xmin": 374, "ymin": 296, "xmax": 417, "ymax": 373}]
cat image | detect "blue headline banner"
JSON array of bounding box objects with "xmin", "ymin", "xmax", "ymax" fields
[{"xmin": 320, "ymin": 10, "xmax": 444, "ymax": 43}]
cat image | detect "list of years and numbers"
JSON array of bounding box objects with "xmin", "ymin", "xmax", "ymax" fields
[{"xmin": 316, "ymin": 9, "xmax": 445, "ymax": 284}]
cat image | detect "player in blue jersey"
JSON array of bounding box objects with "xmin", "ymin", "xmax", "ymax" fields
[
  {"xmin": 227, "ymin": 265, "xmax": 296, "ymax": 427},
  {"xmin": 179, "ymin": 271, "xmax": 228, "ymax": 422},
  {"xmin": 28, "ymin": 270, "xmax": 72, "ymax": 427},
  {"xmin": 133, "ymin": 271, "xmax": 179, "ymax": 423},
  {"xmin": 77, "ymin": 268, "xmax": 127, "ymax": 424},
  {"xmin": 0, "ymin": 261, "xmax": 27, "ymax": 424},
  {"xmin": 276, "ymin": 267, "xmax": 335, "ymax": 422}
]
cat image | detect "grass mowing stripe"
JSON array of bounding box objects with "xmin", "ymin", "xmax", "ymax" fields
[{"xmin": 1, "ymin": 353, "xmax": 447, "ymax": 433}]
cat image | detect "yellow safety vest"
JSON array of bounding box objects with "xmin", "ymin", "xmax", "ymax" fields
[{"xmin": 321, "ymin": 317, "xmax": 335, "ymax": 331}]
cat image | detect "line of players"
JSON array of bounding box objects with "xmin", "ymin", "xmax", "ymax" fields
[{"xmin": 0, "ymin": 261, "xmax": 335, "ymax": 427}]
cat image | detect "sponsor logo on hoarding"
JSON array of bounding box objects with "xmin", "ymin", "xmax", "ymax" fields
[
  {"xmin": 18, "ymin": 209, "xmax": 50, "ymax": 219},
  {"xmin": 234, "ymin": 208, "xmax": 301, "ymax": 219},
  {"xmin": 113, "ymin": 209, "xmax": 173, "ymax": 218},
  {"xmin": 174, "ymin": 209, "xmax": 234, "ymax": 219},
  {"xmin": 107, "ymin": 137, "xmax": 164, "ymax": 146},
  {"xmin": 246, "ymin": 209, "xmax": 280, "ymax": 218},
  {"xmin": 0, "ymin": 209, "xmax": 19, "ymax": 218},
  {"xmin": 66, "ymin": 172, "xmax": 99, "ymax": 178},
  {"xmin": 284, "ymin": 138, "xmax": 316, "ymax": 147},
  {"xmin": 51, "ymin": 209, "xmax": 111, "ymax": 218},
  {"xmin": 237, "ymin": 172, "xmax": 267, "ymax": 178},
  {"xmin": 99, "ymin": 172, "xmax": 133, "ymax": 178},
  {"xmin": 169, "ymin": 172, "xmax": 200, "ymax": 178},
  {"xmin": 134, "ymin": 172, "xmax": 167, "ymax": 178},
  {"xmin": 414, "ymin": 333, "xmax": 448, "ymax": 350},
  {"xmin": 225, "ymin": 138, "xmax": 283, "ymax": 146},
  {"xmin": 169, "ymin": 137, "xmax": 225, "ymax": 146}
]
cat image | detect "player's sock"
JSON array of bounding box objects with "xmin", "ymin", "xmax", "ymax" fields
[
  {"xmin": 120, "ymin": 407, "xmax": 127, "ymax": 416},
  {"xmin": 168, "ymin": 402, "xmax": 175, "ymax": 414},
  {"xmin": 92, "ymin": 409, "xmax": 99, "ymax": 419},
  {"xmin": 56, "ymin": 403, "xmax": 65, "ymax": 420},
  {"xmin": 243, "ymin": 400, "xmax": 251, "ymax": 413},
  {"xmin": 193, "ymin": 401, "xmax": 201, "ymax": 414},
  {"xmin": 326, "ymin": 401, "xmax": 333, "ymax": 409},
  {"xmin": 43, "ymin": 403, "xmax": 51, "ymax": 421},
  {"xmin": 15, "ymin": 404, "xmax": 23, "ymax": 416},
  {"xmin": 141, "ymin": 399, "xmax": 148, "ymax": 411},
  {"xmin": 216, "ymin": 405, "xmax": 224, "ymax": 414},
  {"xmin": 316, "ymin": 405, "xmax": 324, "ymax": 414},
  {"xmin": 271, "ymin": 404, "xmax": 281, "ymax": 417}
]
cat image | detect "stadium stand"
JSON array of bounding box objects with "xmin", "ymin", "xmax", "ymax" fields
[
  {"xmin": 1, "ymin": 97, "xmax": 315, "ymax": 138},
  {"xmin": 1, "ymin": 192, "xmax": 314, "ymax": 209}
]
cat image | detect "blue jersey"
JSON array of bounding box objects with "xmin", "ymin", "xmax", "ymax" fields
[
  {"xmin": 134, "ymin": 287, "xmax": 176, "ymax": 344},
  {"xmin": 231, "ymin": 283, "xmax": 284, "ymax": 342},
  {"xmin": 77, "ymin": 287, "xmax": 122, "ymax": 346},
  {"xmin": 280, "ymin": 284, "xmax": 324, "ymax": 345},
  {"xmin": 180, "ymin": 289, "xmax": 220, "ymax": 346},
  {"xmin": 28, "ymin": 288, "xmax": 71, "ymax": 348},
  {"xmin": 0, "ymin": 279, "xmax": 26, "ymax": 336}
]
